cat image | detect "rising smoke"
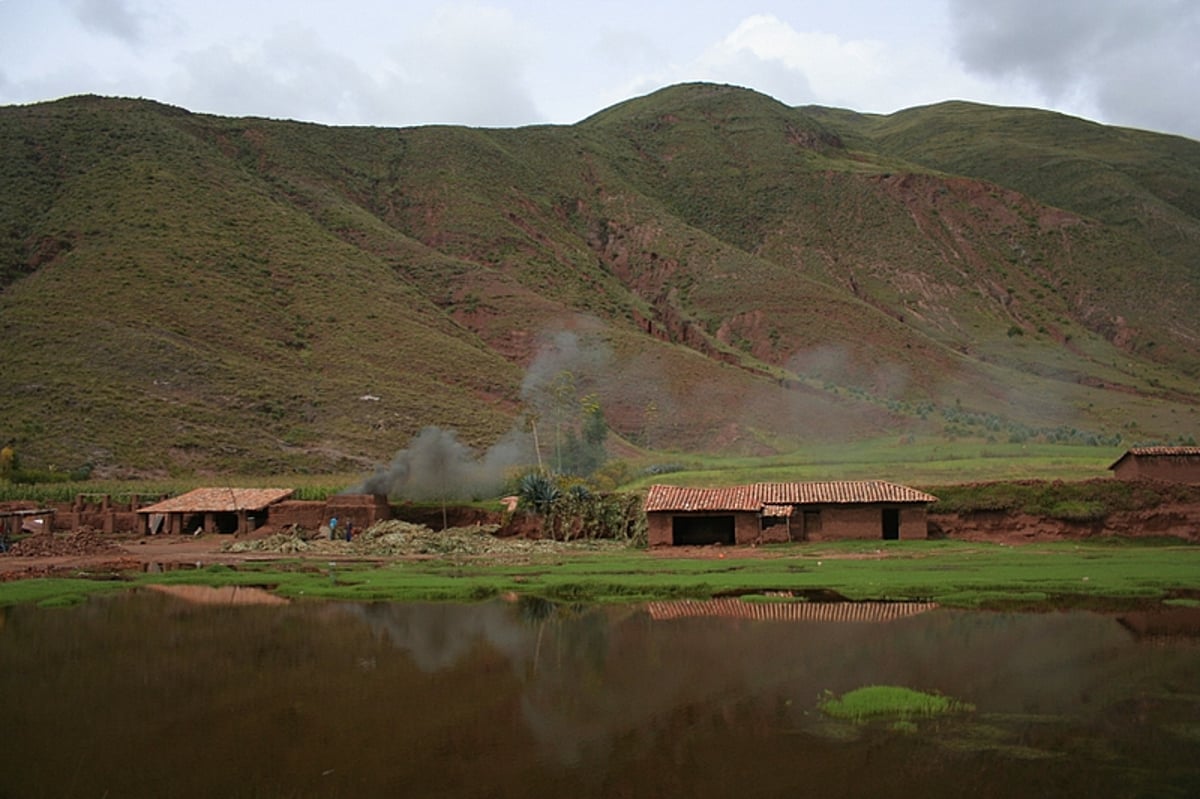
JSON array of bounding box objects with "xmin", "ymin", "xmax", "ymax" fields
[
  {"xmin": 345, "ymin": 426, "xmax": 532, "ymax": 500},
  {"xmin": 347, "ymin": 326, "xmax": 612, "ymax": 500}
]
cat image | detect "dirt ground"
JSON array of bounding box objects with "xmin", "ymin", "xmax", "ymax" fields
[
  {"xmin": 0, "ymin": 531, "xmax": 264, "ymax": 581},
  {"xmin": 3, "ymin": 500, "xmax": 1199, "ymax": 582}
]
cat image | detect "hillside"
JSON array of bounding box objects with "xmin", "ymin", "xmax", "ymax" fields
[{"xmin": 1, "ymin": 83, "xmax": 1198, "ymax": 477}]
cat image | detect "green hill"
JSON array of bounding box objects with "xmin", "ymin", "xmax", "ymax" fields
[{"xmin": 1, "ymin": 84, "xmax": 1197, "ymax": 476}]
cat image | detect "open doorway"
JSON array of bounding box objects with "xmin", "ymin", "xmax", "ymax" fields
[
  {"xmin": 672, "ymin": 515, "xmax": 735, "ymax": 546},
  {"xmin": 882, "ymin": 508, "xmax": 900, "ymax": 540}
]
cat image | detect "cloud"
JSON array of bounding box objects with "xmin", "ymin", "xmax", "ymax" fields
[
  {"xmin": 71, "ymin": 0, "xmax": 146, "ymax": 44},
  {"xmin": 162, "ymin": 2, "xmax": 543, "ymax": 127},
  {"xmin": 387, "ymin": 3, "xmax": 543, "ymax": 127},
  {"xmin": 616, "ymin": 12, "xmax": 1023, "ymax": 120},
  {"xmin": 169, "ymin": 26, "xmax": 372, "ymax": 122},
  {"xmin": 947, "ymin": 0, "xmax": 1200, "ymax": 138}
]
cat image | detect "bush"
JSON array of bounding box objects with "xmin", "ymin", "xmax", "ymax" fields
[{"xmin": 1045, "ymin": 500, "xmax": 1107, "ymax": 522}]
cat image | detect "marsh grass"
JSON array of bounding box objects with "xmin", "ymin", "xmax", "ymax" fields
[{"xmin": 819, "ymin": 685, "xmax": 974, "ymax": 721}]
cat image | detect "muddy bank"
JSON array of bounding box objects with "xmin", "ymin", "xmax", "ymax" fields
[{"xmin": 930, "ymin": 503, "xmax": 1200, "ymax": 543}]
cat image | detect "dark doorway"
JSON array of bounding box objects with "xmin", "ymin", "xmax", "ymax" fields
[
  {"xmin": 882, "ymin": 508, "xmax": 900, "ymax": 540},
  {"xmin": 801, "ymin": 510, "xmax": 821, "ymax": 541},
  {"xmin": 213, "ymin": 512, "xmax": 240, "ymax": 534},
  {"xmin": 673, "ymin": 515, "xmax": 735, "ymax": 546}
]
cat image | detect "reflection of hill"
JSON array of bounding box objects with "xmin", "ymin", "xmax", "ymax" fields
[
  {"xmin": 1117, "ymin": 607, "xmax": 1200, "ymax": 641},
  {"xmin": 5, "ymin": 596, "xmax": 1198, "ymax": 797},
  {"xmin": 646, "ymin": 599, "xmax": 937, "ymax": 622}
]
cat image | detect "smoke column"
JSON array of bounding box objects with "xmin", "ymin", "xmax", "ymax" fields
[{"xmin": 346, "ymin": 426, "xmax": 532, "ymax": 500}]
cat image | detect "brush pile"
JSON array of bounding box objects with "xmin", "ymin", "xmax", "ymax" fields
[
  {"xmin": 224, "ymin": 520, "xmax": 624, "ymax": 558},
  {"xmin": 4, "ymin": 529, "xmax": 125, "ymax": 558}
]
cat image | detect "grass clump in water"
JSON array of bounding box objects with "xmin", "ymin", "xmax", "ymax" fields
[{"xmin": 819, "ymin": 685, "xmax": 973, "ymax": 722}]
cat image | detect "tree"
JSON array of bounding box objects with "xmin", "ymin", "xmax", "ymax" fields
[{"xmin": 0, "ymin": 442, "xmax": 16, "ymax": 479}]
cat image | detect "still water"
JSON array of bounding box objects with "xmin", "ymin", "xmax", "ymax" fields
[{"xmin": 2, "ymin": 589, "xmax": 1199, "ymax": 798}]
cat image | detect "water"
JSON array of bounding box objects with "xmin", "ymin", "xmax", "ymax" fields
[{"xmin": 1, "ymin": 591, "xmax": 1198, "ymax": 798}]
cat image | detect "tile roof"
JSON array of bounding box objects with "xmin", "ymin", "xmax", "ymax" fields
[
  {"xmin": 1108, "ymin": 446, "xmax": 1200, "ymax": 469},
  {"xmin": 138, "ymin": 488, "xmax": 294, "ymax": 514},
  {"xmin": 644, "ymin": 481, "xmax": 937, "ymax": 512}
]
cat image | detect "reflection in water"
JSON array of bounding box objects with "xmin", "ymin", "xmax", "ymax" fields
[
  {"xmin": 144, "ymin": 583, "xmax": 290, "ymax": 606},
  {"xmin": 1, "ymin": 594, "xmax": 1198, "ymax": 798}
]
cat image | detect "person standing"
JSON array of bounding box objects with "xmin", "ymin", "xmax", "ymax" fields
[{"xmin": 328, "ymin": 516, "xmax": 338, "ymax": 541}]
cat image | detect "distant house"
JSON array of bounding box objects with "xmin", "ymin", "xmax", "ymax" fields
[
  {"xmin": 1108, "ymin": 447, "xmax": 1200, "ymax": 484},
  {"xmin": 137, "ymin": 487, "xmax": 294, "ymax": 535},
  {"xmin": 643, "ymin": 481, "xmax": 938, "ymax": 546}
]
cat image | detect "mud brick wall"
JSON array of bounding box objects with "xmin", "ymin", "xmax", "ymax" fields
[
  {"xmin": 1112, "ymin": 457, "xmax": 1200, "ymax": 484},
  {"xmin": 266, "ymin": 500, "xmax": 327, "ymax": 529},
  {"xmin": 321, "ymin": 494, "xmax": 392, "ymax": 532}
]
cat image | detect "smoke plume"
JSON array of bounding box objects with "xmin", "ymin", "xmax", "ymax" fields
[
  {"xmin": 348, "ymin": 323, "xmax": 613, "ymax": 499},
  {"xmin": 346, "ymin": 426, "xmax": 532, "ymax": 500}
]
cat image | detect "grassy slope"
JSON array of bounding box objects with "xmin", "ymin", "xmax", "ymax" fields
[
  {"xmin": 0, "ymin": 98, "xmax": 522, "ymax": 473},
  {"xmin": 1, "ymin": 87, "xmax": 1198, "ymax": 476}
]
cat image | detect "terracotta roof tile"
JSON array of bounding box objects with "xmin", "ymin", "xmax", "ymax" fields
[
  {"xmin": 138, "ymin": 488, "xmax": 294, "ymax": 514},
  {"xmin": 644, "ymin": 481, "xmax": 936, "ymax": 512}
]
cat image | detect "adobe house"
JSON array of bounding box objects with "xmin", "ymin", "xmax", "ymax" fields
[
  {"xmin": 1108, "ymin": 447, "xmax": 1200, "ymax": 484},
  {"xmin": 644, "ymin": 481, "xmax": 938, "ymax": 546},
  {"xmin": 137, "ymin": 488, "xmax": 294, "ymax": 535}
]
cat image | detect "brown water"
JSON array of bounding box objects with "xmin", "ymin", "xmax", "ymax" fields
[{"xmin": 2, "ymin": 592, "xmax": 1199, "ymax": 798}]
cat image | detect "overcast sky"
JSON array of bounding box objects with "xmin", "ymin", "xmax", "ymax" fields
[{"xmin": 1, "ymin": 0, "xmax": 1197, "ymax": 140}]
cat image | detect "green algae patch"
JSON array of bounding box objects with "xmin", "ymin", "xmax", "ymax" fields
[{"xmin": 819, "ymin": 685, "xmax": 974, "ymax": 722}]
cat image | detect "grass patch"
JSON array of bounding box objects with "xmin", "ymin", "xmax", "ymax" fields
[
  {"xmin": 819, "ymin": 685, "xmax": 974, "ymax": 721},
  {"xmin": 927, "ymin": 478, "xmax": 1200, "ymax": 518},
  {"xmin": 3, "ymin": 538, "xmax": 1198, "ymax": 608},
  {"xmin": 0, "ymin": 577, "xmax": 131, "ymax": 608}
]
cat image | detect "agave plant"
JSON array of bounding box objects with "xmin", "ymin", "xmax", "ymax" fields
[{"xmin": 517, "ymin": 471, "xmax": 561, "ymax": 513}]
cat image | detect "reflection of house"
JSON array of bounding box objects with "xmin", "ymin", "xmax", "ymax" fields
[
  {"xmin": 1108, "ymin": 447, "xmax": 1200, "ymax": 483},
  {"xmin": 137, "ymin": 488, "xmax": 294, "ymax": 535},
  {"xmin": 644, "ymin": 481, "xmax": 937, "ymax": 546},
  {"xmin": 646, "ymin": 599, "xmax": 938, "ymax": 622},
  {"xmin": 145, "ymin": 584, "xmax": 290, "ymax": 606}
]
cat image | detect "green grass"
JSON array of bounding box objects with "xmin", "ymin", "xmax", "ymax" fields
[
  {"xmin": 4, "ymin": 539, "xmax": 1198, "ymax": 608},
  {"xmin": 819, "ymin": 685, "xmax": 974, "ymax": 721},
  {"xmin": 629, "ymin": 439, "xmax": 1124, "ymax": 487}
]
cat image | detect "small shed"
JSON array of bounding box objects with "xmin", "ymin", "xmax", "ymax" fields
[
  {"xmin": 1108, "ymin": 447, "xmax": 1200, "ymax": 484},
  {"xmin": 137, "ymin": 488, "xmax": 294, "ymax": 535},
  {"xmin": 644, "ymin": 481, "xmax": 937, "ymax": 546}
]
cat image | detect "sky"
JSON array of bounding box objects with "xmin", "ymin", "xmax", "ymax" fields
[{"xmin": 1, "ymin": 0, "xmax": 1198, "ymax": 140}]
